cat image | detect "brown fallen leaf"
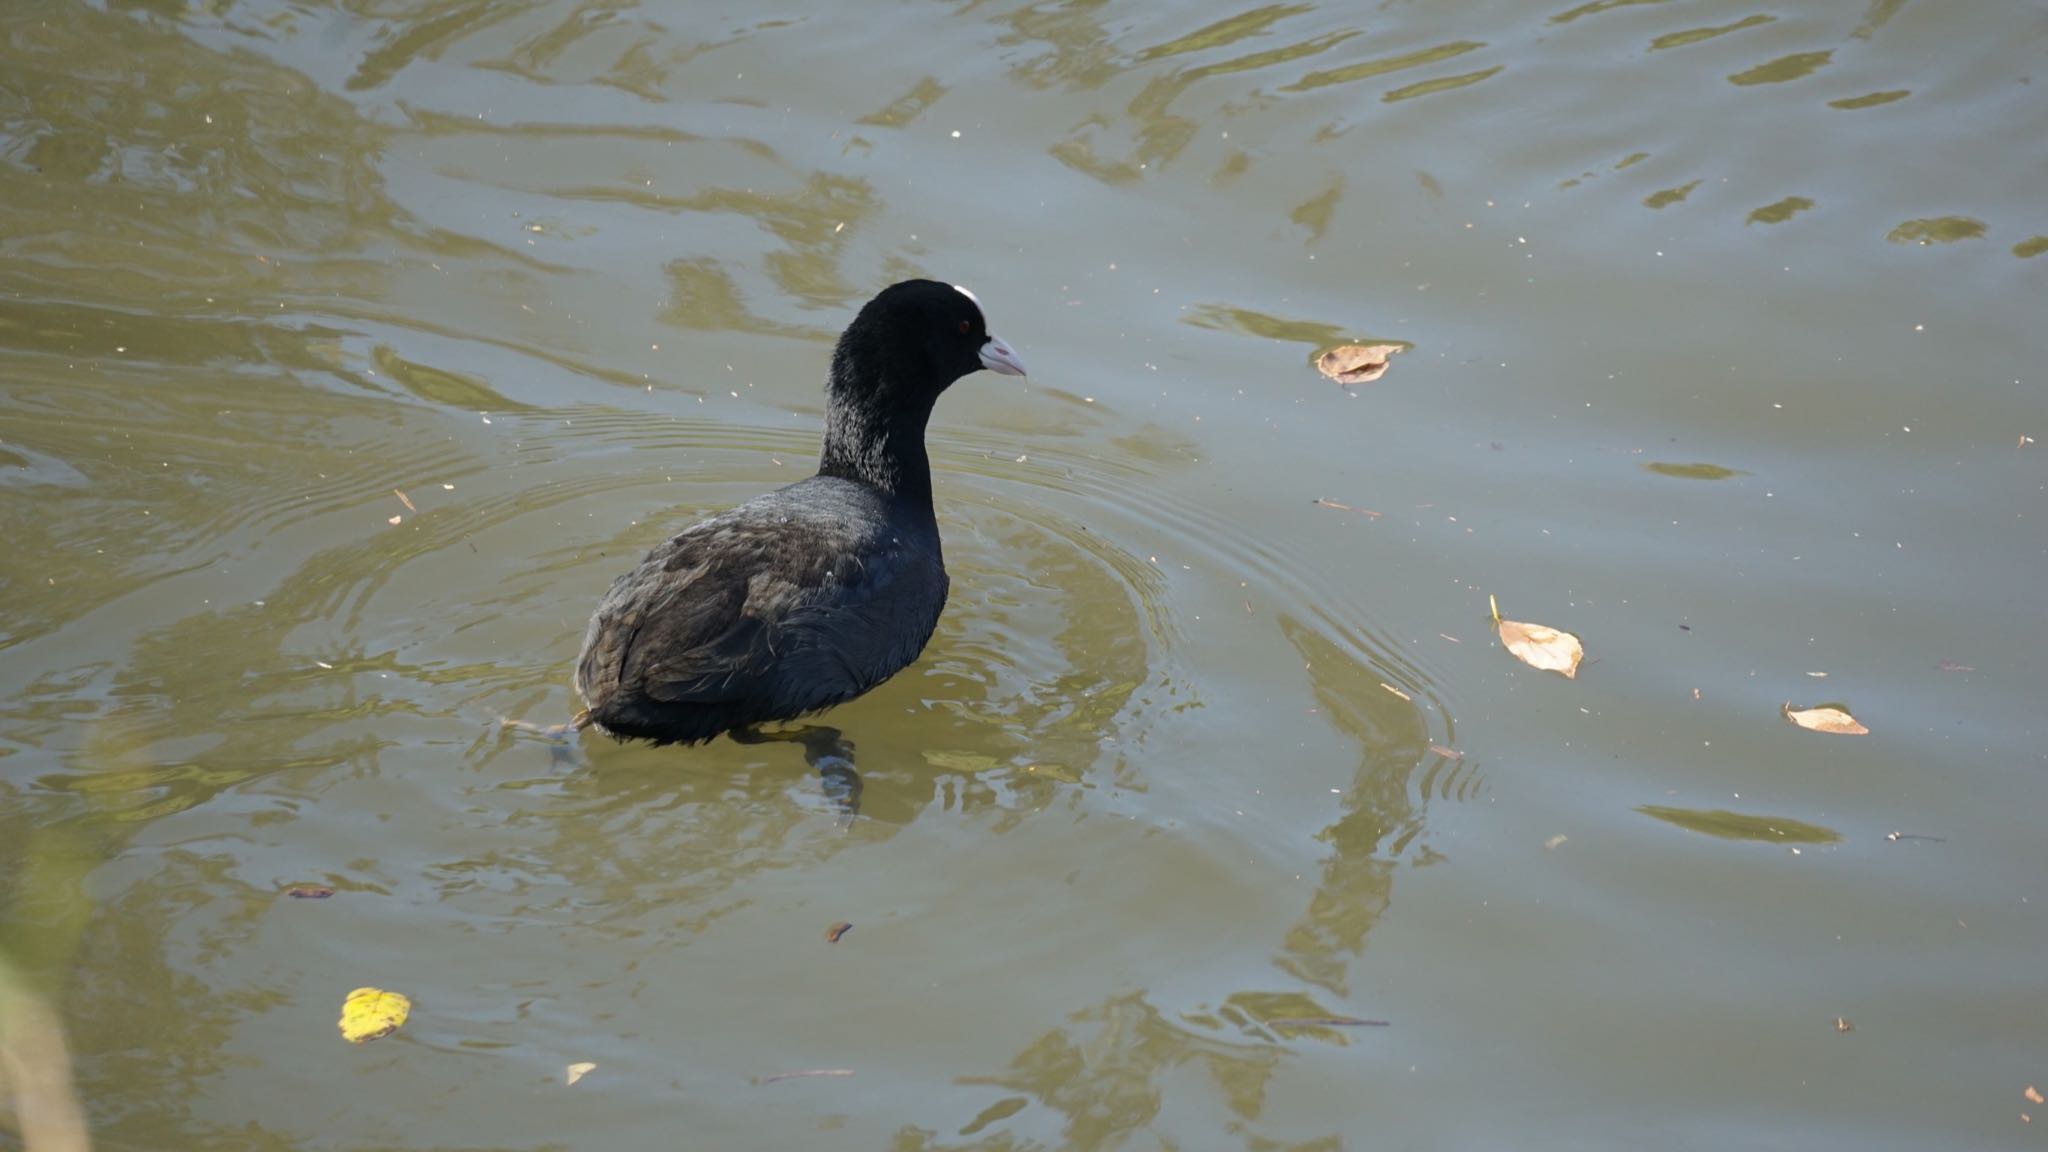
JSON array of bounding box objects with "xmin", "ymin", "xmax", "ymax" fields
[
  {"xmin": 825, "ymin": 922, "xmax": 853, "ymax": 943},
  {"xmin": 2028, "ymin": 1086, "xmax": 2045, "ymax": 1105},
  {"xmin": 285, "ymin": 885, "xmax": 334, "ymax": 900},
  {"xmin": 1783, "ymin": 703, "xmax": 1868, "ymax": 735},
  {"xmin": 1315, "ymin": 343, "xmax": 1402, "ymax": 385},
  {"xmin": 1490, "ymin": 595, "xmax": 1584, "ymax": 679},
  {"xmin": 1427, "ymin": 744, "xmax": 1462, "ymax": 760}
]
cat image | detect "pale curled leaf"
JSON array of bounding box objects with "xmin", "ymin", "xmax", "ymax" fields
[
  {"xmin": 338, "ymin": 987, "xmax": 410, "ymax": 1043},
  {"xmin": 1315, "ymin": 343, "xmax": 1402, "ymax": 385},
  {"xmin": 1497, "ymin": 618, "xmax": 1584, "ymax": 678},
  {"xmin": 1783, "ymin": 703, "xmax": 1868, "ymax": 735},
  {"xmin": 566, "ymin": 1062, "xmax": 596, "ymax": 1085}
]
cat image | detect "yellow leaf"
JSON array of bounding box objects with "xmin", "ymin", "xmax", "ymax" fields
[
  {"xmin": 1315, "ymin": 343, "xmax": 1402, "ymax": 385},
  {"xmin": 566, "ymin": 1062, "xmax": 596, "ymax": 1085},
  {"xmin": 1495, "ymin": 614, "xmax": 1584, "ymax": 678},
  {"xmin": 338, "ymin": 987, "xmax": 410, "ymax": 1043},
  {"xmin": 1782, "ymin": 703, "xmax": 1868, "ymax": 735}
]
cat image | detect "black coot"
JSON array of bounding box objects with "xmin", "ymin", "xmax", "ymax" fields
[{"xmin": 573, "ymin": 279, "xmax": 1026, "ymax": 746}]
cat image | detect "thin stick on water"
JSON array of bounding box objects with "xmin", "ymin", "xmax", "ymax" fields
[{"xmin": 753, "ymin": 1068, "xmax": 855, "ymax": 1085}]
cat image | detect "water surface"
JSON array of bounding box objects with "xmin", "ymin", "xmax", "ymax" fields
[{"xmin": 3, "ymin": 1, "xmax": 2045, "ymax": 1148}]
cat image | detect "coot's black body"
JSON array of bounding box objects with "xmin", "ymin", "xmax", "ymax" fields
[{"xmin": 573, "ymin": 280, "xmax": 1025, "ymax": 746}]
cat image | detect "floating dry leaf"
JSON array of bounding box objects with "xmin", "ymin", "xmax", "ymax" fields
[
  {"xmin": 2027, "ymin": 1086, "xmax": 2046, "ymax": 1105},
  {"xmin": 825, "ymin": 922, "xmax": 853, "ymax": 943},
  {"xmin": 1490, "ymin": 595, "xmax": 1584, "ymax": 679},
  {"xmin": 284, "ymin": 885, "xmax": 334, "ymax": 900},
  {"xmin": 1315, "ymin": 343, "xmax": 1402, "ymax": 385},
  {"xmin": 1835, "ymin": 1017, "xmax": 1853, "ymax": 1033},
  {"xmin": 1783, "ymin": 703, "xmax": 1868, "ymax": 735},
  {"xmin": 1544, "ymin": 834, "xmax": 1568, "ymax": 850},
  {"xmin": 566, "ymin": 1062, "xmax": 596, "ymax": 1086},
  {"xmin": 1427, "ymin": 744, "xmax": 1462, "ymax": 760},
  {"xmin": 393, "ymin": 489, "xmax": 416, "ymax": 513},
  {"xmin": 386, "ymin": 515, "xmax": 402, "ymax": 525},
  {"xmin": 338, "ymin": 987, "xmax": 410, "ymax": 1043},
  {"xmin": 1379, "ymin": 682, "xmax": 1411, "ymax": 702}
]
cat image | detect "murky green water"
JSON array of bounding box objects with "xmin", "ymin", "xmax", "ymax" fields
[{"xmin": 3, "ymin": 1, "xmax": 2045, "ymax": 1148}]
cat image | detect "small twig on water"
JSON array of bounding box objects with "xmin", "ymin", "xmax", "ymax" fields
[
  {"xmin": 1313, "ymin": 498, "xmax": 1382, "ymax": 519},
  {"xmin": 754, "ymin": 1069, "xmax": 855, "ymax": 1085}
]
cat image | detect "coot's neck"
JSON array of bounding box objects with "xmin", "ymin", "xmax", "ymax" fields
[{"xmin": 816, "ymin": 361, "xmax": 940, "ymax": 508}]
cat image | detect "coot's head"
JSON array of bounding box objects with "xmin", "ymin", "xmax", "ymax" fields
[{"xmin": 830, "ymin": 279, "xmax": 1026, "ymax": 409}]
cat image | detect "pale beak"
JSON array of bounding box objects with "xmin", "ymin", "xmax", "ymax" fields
[{"xmin": 979, "ymin": 333, "xmax": 1027, "ymax": 377}]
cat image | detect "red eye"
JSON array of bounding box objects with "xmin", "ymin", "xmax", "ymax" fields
[{"xmin": 958, "ymin": 319, "xmax": 972, "ymax": 335}]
